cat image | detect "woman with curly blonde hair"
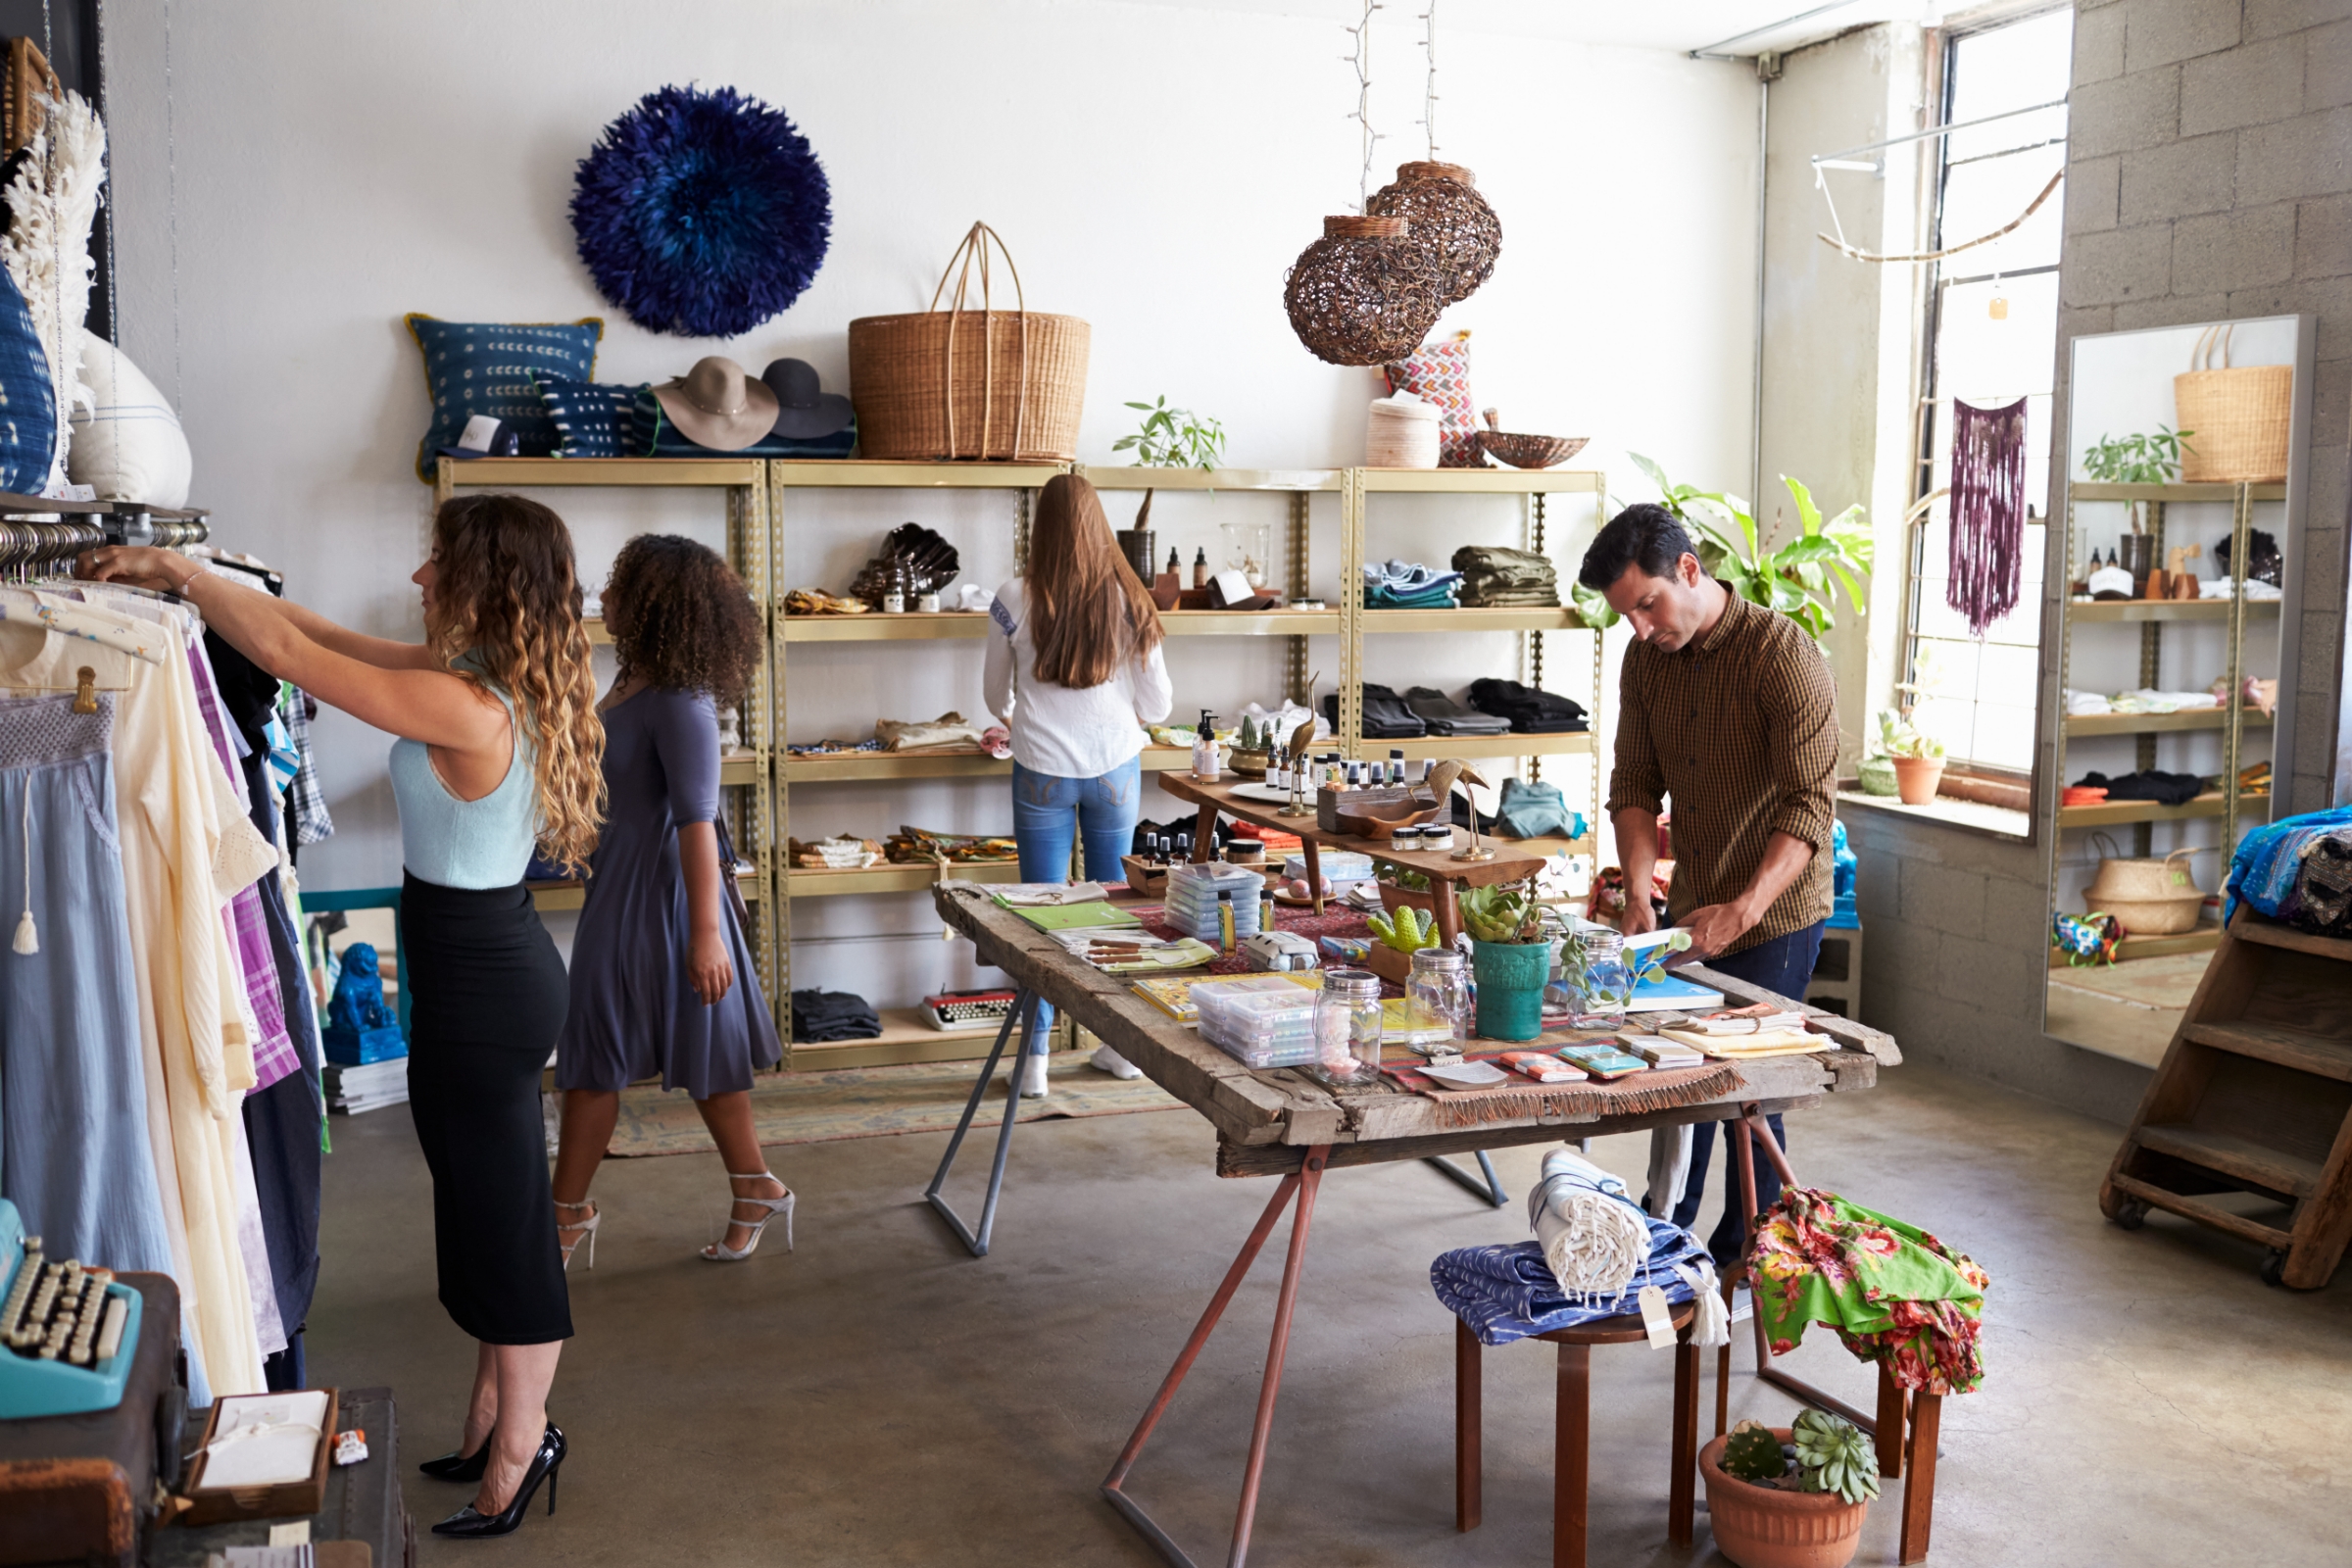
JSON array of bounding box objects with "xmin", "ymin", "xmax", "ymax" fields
[
  {"xmin": 85, "ymin": 493, "xmax": 604, "ymax": 1540},
  {"xmin": 549, "ymin": 534, "xmax": 783, "ymax": 1266}
]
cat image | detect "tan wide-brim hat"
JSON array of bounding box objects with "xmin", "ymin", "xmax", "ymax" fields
[{"xmin": 652, "ymin": 356, "xmax": 780, "ymax": 451}]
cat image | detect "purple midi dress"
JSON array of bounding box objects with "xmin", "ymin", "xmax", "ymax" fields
[{"xmin": 555, "ymin": 687, "xmax": 780, "ymax": 1096}]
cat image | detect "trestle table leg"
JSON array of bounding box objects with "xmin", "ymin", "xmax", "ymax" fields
[
  {"xmin": 921, "ymin": 991, "xmax": 1038, "ymax": 1258},
  {"xmin": 1423, "ymin": 1149, "xmax": 1509, "ymax": 1206}
]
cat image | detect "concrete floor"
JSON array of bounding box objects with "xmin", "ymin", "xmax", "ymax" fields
[{"xmin": 307, "ymin": 1062, "xmax": 2352, "ymax": 1567}]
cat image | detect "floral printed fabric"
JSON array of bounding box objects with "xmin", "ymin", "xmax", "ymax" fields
[{"xmin": 1749, "ymin": 1187, "xmax": 1989, "ymax": 1396}]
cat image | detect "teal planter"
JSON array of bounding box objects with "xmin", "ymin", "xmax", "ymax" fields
[{"xmin": 1470, "ymin": 938, "xmax": 1550, "ymax": 1042}]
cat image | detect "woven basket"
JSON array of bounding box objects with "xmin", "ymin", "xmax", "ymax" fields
[
  {"xmin": 1366, "ymin": 394, "xmax": 1441, "ymax": 467},
  {"xmin": 2176, "ymin": 324, "xmax": 2291, "ymax": 483},
  {"xmin": 848, "ymin": 222, "xmax": 1090, "ymax": 462},
  {"xmin": 2085, "ymin": 839, "xmax": 2204, "ymax": 933}
]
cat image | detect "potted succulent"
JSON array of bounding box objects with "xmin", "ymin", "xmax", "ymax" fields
[
  {"xmin": 1229, "ymin": 712, "xmax": 1271, "ymax": 779},
  {"xmin": 1460, "ymin": 879, "xmax": 1549, "ymax": 1041},
  {"xmin": 1699, "ymin": 1410, "xmax": 1880, "ymax": 1568},
  {"xmin": 1362, "ymin": 903, "xmax": 1440, "ymax": 984},
  {"xmin": 1872, "ymin": 709, "xmax": 1946, "ymax": 805}
]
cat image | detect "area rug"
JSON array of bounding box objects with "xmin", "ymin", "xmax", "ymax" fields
[
  {"xmin": 588, "ymin": 1054, "xmax": 1184, "ymax": 1158},
  {"xmin": 2046, "ymin": 950, "xmax": 2213, "ymax": 1011}
]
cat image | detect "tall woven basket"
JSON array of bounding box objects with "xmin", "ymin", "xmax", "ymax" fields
[
  {"xmin": 2175, "ymin": 323, "xmax": 2291, "ymax": 483},
  {"xmin": 849, "ymin": 222, "xmax": 1090, "ymax": 462}
]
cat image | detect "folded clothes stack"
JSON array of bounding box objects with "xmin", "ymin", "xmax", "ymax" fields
[
  {"xmin": 787, "ymin": 738, "xmax": 885, "ymax": 756},
  {"xmin": 1362, "ymin": 559, "xmax": 1462, "ymax": 609},
  {"xmin": 1469, "ymin": 677, "xmax": 1589, "ymax": 733},
  {"xmin": 886, "ymin": 828, "xmax": 1018, "ymax": 863},
  {"xmin": 790, "ymin": 989, "xmax": 881, "ymax": 1043},
  {"xmin": 1451, "ymin": 545, "xmax": 1559, "ymax": 608},
  {"xmin": 792, "ymin": 835, "xmax": 883, "ymax": 869},
  {"xmin": 2071, "ymin": 768, "xmax": 2207, "ymax": 807},
  {"xmin": 1323, "ymin": 684, "xmax": 1428, "ymax": 739},
  {"xmin": 2198, "ymin": 576, "xmax": 2282, "ymax": 600},
  {"xmin": 1403, "ymin": 686, "xmax": 1510, "ymax": 735},
  {"xmin": 875, "ymin": 711, "xmax": 990, "ymax": 752}
]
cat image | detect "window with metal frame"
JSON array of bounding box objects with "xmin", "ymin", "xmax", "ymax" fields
[{"xmin": 1899, "ymin": 7, "xmax": 2072, "ymax": 775}]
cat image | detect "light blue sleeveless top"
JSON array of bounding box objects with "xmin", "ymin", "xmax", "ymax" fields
[{"xmin": 388, "ymin": 672, "xmax": 541, "ymax": 890}]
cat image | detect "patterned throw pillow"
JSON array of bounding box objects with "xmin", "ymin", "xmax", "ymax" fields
[
  {"xmin": 0, "ymin": 265, "xmax": 55, "ymax": 495},
  {"xmin": 1385, "ymin": 330, "xmax": 1479, "ymax": 468},
  {"xmin": 628, "ymin": 386, "xmax": 857, "ymax": 459},
  {"xmin": 535, "ymin": 375, "xmax": 645, "ymax": 460},
  {"xmin": 405, "ymin": 314, "xmax": 604, "ymax": 480}
]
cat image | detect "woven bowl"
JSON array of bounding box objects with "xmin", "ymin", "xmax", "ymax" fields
[{"xmin": 1477, "ymin": 429, "xmax": 1589, "ymax": 469}]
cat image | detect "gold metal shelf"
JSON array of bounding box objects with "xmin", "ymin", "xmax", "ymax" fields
[
  {"xmin": 1163, "ymin": 609, "xmax": 1342, "ymax": 636},
  {"xmin": 787, "ymin": 861, "xmax": 1022, "ymax": 898},
  {"xmin": 442, "ymin": 457, "xmax": 761, "ymax": 487},
  {"xmin": 1361, "ymin": 607, "xmax": 1587, "ymax": 632},
  {"xmin": 2069, "ymin": 481, "xmax": 2286, "ymax": 504},
  {"xmin": 782, "ymin": 1007, "xmax": 1011, "ymax": 1070},
  {"xmin": 2057, "ymin": 792, "xmax": 2268, "ymax": 828},
  {"xmin": 785, "ymin": 751, "xmax": 1006, "ymax": 783},
  {"xmin": 770, "ymin": 459, "xmax": 1066, "ymax": 489},
  {"xmin": 2066, "ymin": 599, "xmax": 2280, "ymax": 623},
  {"xmin": 1076, "ymin": 466, "xmax": 1343, "ymax": 493},
  {"xmin": 1358, "ymin": 467, "xmax": 1605, "ymax": 495},
  {"xmin": 529, "ymin": 870, "xmax": 760, "ymax": 913},
  {"xmin": 783, "ymin": 612, "xmax": 990, "ymax": 642},
  {"xmin": 1379, "ymin": 733, "xmax": 1593, "ymax": 761},
  {"xmin": 2065, "ymin": 710, "xmax": 2275, "ymax": 737}
]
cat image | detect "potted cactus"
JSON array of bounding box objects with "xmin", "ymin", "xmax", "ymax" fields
[
  {"xmin": 1229, "ymin": 712, "xmax": 1271, "ymax": 779},
  {"xmin": 1698, "ymin": 1410, "xmax": 1879, "ymax": 1568},
  {"xmin": 1362, "ymin": 903, "xmax": 1441, "ymax": 984},
  {"xmin": 1460, "ymin": 879, "xmax": 1549, "ymax": 1042}
]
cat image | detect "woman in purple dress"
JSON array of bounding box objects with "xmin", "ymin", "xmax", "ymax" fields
[{"xmin": 550, "ymin": 535, "xmax": 786, "ymax": 1263}]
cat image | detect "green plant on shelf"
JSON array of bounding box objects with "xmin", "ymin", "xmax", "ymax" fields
[
  {"xmin": 1627, "ymin": 454, "xmax": 1873, "ymax": 643},
  {"xmin": 1872, "ymin": 708, "xmax": 1945, "ymax": 760},
  {"xmin": 1113, "ymin": 397, "xmax": 1227, "ymax": 468},
  {"xmin": 2081, "ymin": 426, "xmax": 2191, "ymax": 534},
  {"xmin": 1460, "ymin": 879, "xmax": 1544, "ymax": 944}
]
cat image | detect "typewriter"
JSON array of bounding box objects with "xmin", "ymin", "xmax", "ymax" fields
[{"xmin": 921, "ymin": 989, "xmax": 1017, "ymax": 1030}]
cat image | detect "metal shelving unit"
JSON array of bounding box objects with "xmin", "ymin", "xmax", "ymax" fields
[
  {"xmin": 434, "ymin": 456, "xmax": 780, "ymax": 1005},
  {"xmin": 2046, "ymin": 478, "xmax": 2286, "ymax": 959}
]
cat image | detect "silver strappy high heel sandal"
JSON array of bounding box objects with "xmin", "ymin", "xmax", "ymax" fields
[
  {"xmin": 555, "ymin": 1199, "xmax": 601, "ymax": 1271},
  {"xmin": 700, "ymin": 1172, "xmax": 794, "ymax": 1262}
]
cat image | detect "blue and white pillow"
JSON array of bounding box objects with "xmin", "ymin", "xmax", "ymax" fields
[
  {"xmin": 405, "ymin": 314, "xmax": 603, "ymax": 480},
  {"xmin": 0, "ymin": 267, "xmax": 55, "ymax": 495},
  {"xmin": 629, "ymin": 385, "xmax": 856, "ymax": 459},
  {"xmin": 535, "ymin": 374, "xmax": 645, "ymax": 460}
]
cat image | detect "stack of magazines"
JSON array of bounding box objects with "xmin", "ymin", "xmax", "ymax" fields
[{"xmin": 324, "ymin": 1056, "xmax": 410, "ymax": 1114}]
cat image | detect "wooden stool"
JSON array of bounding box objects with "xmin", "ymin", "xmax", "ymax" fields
[{"xmin": 1453, "ymin": 1305, "xmax": 1701, "ymax": 1568}]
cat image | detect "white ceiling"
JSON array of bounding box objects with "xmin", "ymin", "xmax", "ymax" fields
[{"xmin": 1109, "ymin": 0, "xmax": 1945, "ymax": 57}]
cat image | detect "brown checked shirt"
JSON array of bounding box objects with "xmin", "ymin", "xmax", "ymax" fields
[{"xmin": 1604, "ymin": 589, "xmax": 1838, "ymax": 955}]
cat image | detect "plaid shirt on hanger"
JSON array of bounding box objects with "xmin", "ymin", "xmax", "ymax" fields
[{"xmin": 279, "ymin": 686, "xmax": 333, "ymax": 847}]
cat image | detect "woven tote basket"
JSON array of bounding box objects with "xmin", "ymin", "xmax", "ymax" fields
[
  {"xmin": 2175, "ymin": 324, "xmax": 2291, "ymax": 483},
  {"xmin": 848, "ymin": 221, "xmax": 1089, "ymax": 462},
  {"xmin": 2084, "ymin": 839, "xmax": 2206, "ymax": 936}
]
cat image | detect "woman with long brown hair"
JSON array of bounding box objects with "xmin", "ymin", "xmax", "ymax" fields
[
  {"xmin": 982, "ymin": 473, "xmax": 1172, "ymax": 1095},
  {"xmin": 83, "ymin": 494, "xmax": 604, "ymax": 1540}
]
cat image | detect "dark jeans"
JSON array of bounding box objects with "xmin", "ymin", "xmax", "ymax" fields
[{"xmin": 1668, "ymin": 920, "xmax": 1825, "ymax": 1266}]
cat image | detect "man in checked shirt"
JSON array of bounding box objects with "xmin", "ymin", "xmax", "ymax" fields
[{"xmin": 1579, "ymin": 502, "xmax": 1840, "ymax": 1264}]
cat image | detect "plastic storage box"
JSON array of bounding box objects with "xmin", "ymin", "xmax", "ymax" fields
[
  {"xmin": 1193, "ymin": 975, "xmax": 1322, "ymax": 1069},
  {"xmin": 1164, "ymin": 861, "xmax": 1268, "ymax": 942}
]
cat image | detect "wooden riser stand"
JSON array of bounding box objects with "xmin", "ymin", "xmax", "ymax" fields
[{"xmin": 2099, "ymin": 906, "xmax": 2352, "ymax": 1289}]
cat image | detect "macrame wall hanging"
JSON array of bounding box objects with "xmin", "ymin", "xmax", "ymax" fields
[
  {"xmin": 1284, "ymin": 1, "xmax": 1497, "ymax": 366},
  {"xmin": 1946, "ymin": 397, "xmax": 2028, "ymax": 636}
]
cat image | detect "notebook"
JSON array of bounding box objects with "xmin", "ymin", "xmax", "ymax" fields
[
  {"xmin": 1007, "ymin": 901, "xmax": 1142, "ymax": 931},
  {"xmin": 1628, "ymin": 972, "xmax": 1726, "ymax": 1012}
]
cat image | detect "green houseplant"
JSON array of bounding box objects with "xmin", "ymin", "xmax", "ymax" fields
[
  {"xmin": 1459, "ymin": 880, "xmax": 1549, "ymax": 1042},
  {"xmin": 2081, "ymin": 426, "xmax": 2190, "ymax": 536},
  {"xmin": 1113, "ymin": 397, "xmax": 1226, "ymax": 534},
  {"xmin": 1700, "ymin": 1410, "xmax": 1880, "ymax": 1568},
  {"xmin": 1871, "ymin": 708, "xmax": 1946, "ymax": 806},
  {"xmin": 1622, "ymin": 454, "xmax": 1875, "ymax": 643}
]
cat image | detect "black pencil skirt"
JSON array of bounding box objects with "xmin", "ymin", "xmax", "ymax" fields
[{"xmin": 400, "ymin": 873, "xmax": 573, "ymax": 1345}]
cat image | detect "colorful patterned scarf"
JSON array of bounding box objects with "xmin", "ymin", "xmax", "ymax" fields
[{"xmin": 1749, "ymin": 1188, "xmax": 1989, "ymax": 1396}]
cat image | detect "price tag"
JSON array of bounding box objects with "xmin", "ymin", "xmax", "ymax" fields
[{"xmin": 1639, "ymin": 1284, "xmax": 1676, "ymax": 1349}]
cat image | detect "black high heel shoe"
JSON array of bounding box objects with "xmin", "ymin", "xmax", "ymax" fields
[
  {"xmin": 430, "ymin": 1423, "xmax": 565, "ymax": 1539},
  {"xmin": 417, "ymin": 1427, "xmax": 493, "ymax": 1483}
]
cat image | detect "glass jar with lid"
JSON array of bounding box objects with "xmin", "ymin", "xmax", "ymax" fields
[
  {"xmin": 1405, "ymin": 947, "xmax": 1472, "ymax": 1045},
  {"xmin": 1571, "ymin": 928, "xmax": 1633, "ymax": 1028},
  {"xmin": 1312, "ymin": 967, "xmax": 1385, "ymax": 1085}
]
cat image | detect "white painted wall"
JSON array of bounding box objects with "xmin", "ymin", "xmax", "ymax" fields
[{"xmin": 99, "ymin": 0, "xmax": 1759, "ymax": 1001}]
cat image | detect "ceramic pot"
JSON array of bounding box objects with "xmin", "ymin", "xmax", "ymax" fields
[
  {"xmin": 1229, "ymin": 747, "xmax": 1270, "ymax": 779},
  {"xmin": 1856, "ymin": 756, "xmax": 1899, "ymax": 798},
  {"xmin": 1890, "ymin": 756, "xmax": 1945, "ymax": 806},
  {"xmin": 1698, "ymin": 1431, "xmax": 1868, "ymax": 1568},
  {"xmin": 1469, "ymin": 938, "xmax": 1548, "ymax": 1041}
]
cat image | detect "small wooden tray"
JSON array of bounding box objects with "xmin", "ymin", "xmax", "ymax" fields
[{"xmin": 177, "ymin": 1387, "xmax": 337, "ymax": 1526}]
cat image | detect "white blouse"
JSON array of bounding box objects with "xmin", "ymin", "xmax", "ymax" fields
[{"xmin": 982, "ymin": 577, "xmax": 1173, "ymax": 779}]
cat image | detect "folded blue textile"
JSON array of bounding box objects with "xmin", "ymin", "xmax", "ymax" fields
[
  {"xmin": 1433, "ymin": 1218, "xmax": 1714, "ymax": 1347},
  {"xmin": 1363, "ymin": 559, "xmax": 1463, "ymax": 593},
  {"xmin": 2226, "ymin": 806, "xmax": 2352, "ymax": 924},
  {"xmin": 1366, "ymin": 582, "xmax": 1460, "ymax": 609}
]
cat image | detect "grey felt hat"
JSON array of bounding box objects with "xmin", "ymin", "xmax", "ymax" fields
[
  {"xmin": 760, "ymin": 358, "xmax": 855, "ymax": 439},
  {"xmin": 654, "ymin": 357, "xmax": 780, "ymax": 451}
]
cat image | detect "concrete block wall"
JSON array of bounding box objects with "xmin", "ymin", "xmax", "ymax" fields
[{"xmin": 2058, "ymin": 0, "xmax": 2352, "ymax": 813}]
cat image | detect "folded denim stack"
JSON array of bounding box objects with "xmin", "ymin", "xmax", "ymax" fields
[
  {"xmin": 1469, "ymin": 677, "xmax": 1589, "ymax": 733},
  {"xmin": 1322, "ymin": 684, "xmax": 1428, "ymax": 739},
  {"xmin": 1362, "ymin": 559, "xmax": 1462, "ymax": 609},
  {"xmin": 1402, "ymin": 686, "xmax": 1510, "ymax": 735},
  {"xmin": 1450, "ymin": 545, "xmax": 1559, "ymax": 608}
]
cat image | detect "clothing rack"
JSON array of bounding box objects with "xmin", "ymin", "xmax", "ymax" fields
[{"xmin": 0, "ymin": 495, "xmax": 211, "ymax": 579}]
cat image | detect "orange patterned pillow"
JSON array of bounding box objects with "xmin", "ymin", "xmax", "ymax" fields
[{"xmin": 1385, "ymin": 331, "xmax": 1479, "ymax": 467}]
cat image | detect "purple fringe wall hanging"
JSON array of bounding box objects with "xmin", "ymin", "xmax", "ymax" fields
[{"xmin": 1947, "ymin": 397, "xmax": 2028, "ymax": 636}]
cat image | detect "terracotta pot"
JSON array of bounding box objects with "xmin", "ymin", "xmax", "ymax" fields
[
  {"xmin": 1698, "ymin": 1432, "xmax": 1869, "ymax": 1568},
  {"xmin": 1889, "ymin": 756, "xmax": 1945, "ymax": 806}
]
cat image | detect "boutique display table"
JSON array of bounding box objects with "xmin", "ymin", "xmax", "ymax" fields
[
  {"xmin": 924, "ymin": 881, "xmax": 1899, "ymax": 1568},
  {"xmin": 1153, "ymin": 771, "xmax": 1545, "ymax": 944}
]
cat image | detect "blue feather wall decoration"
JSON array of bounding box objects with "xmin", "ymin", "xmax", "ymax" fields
[{"xmin": 570, "ymin": 84, "xmax": 832, "ymax": 339}]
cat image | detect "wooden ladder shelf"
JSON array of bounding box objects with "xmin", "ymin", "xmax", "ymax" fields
[{"xmin": 2100, "ymin": 907, "xmax": 2352, "ymax": 1289}]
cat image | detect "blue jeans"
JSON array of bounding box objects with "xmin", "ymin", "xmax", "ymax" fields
[
  {"xmin": 1011, "ymin": 757, "xmax": 1144, "ymax": 1049},
  {"xmin": 1666, "ymin": 921, "xmax": 1825, "ymax": 1265}
]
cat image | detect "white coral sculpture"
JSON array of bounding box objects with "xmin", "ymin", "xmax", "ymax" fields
[{"xmin": 0, "ymin": 88, "xmax": 108, "ymax": 494}]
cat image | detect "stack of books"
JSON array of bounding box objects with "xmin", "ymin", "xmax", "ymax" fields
[{"xmin": 324, "ymin": 1056, "xmax": 410, "ymax": 1114}]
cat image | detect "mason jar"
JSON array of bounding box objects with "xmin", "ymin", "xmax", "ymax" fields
[
  {"xmin": 1572, "ymin": 928, "xmax": 1633, "ymax": 1028},
  {"xmin": 1313, "ymin": 967, "xmax": 1386, "ymax": 1085},
  {"xmin": 1406, "ymin": 947, "xmax": 1473, "ymax": 1045}
]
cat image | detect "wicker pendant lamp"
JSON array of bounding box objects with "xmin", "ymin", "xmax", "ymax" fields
[
  {"xmin": 1283, "ymin": 215, "xmax": 1446, "ymax": 368},
  {"xmin": 1367, "ymin": 161, "xmax": 1500, "ymax": 305}
]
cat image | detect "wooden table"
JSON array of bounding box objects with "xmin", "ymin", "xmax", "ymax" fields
[
  {"xmin": 1155, "ymin": 772, "xmax": 1545, "ymax": 944},
  {"xmin": 926, "ymin": 882, "xmax": 1902, "ymax": 1568}
]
